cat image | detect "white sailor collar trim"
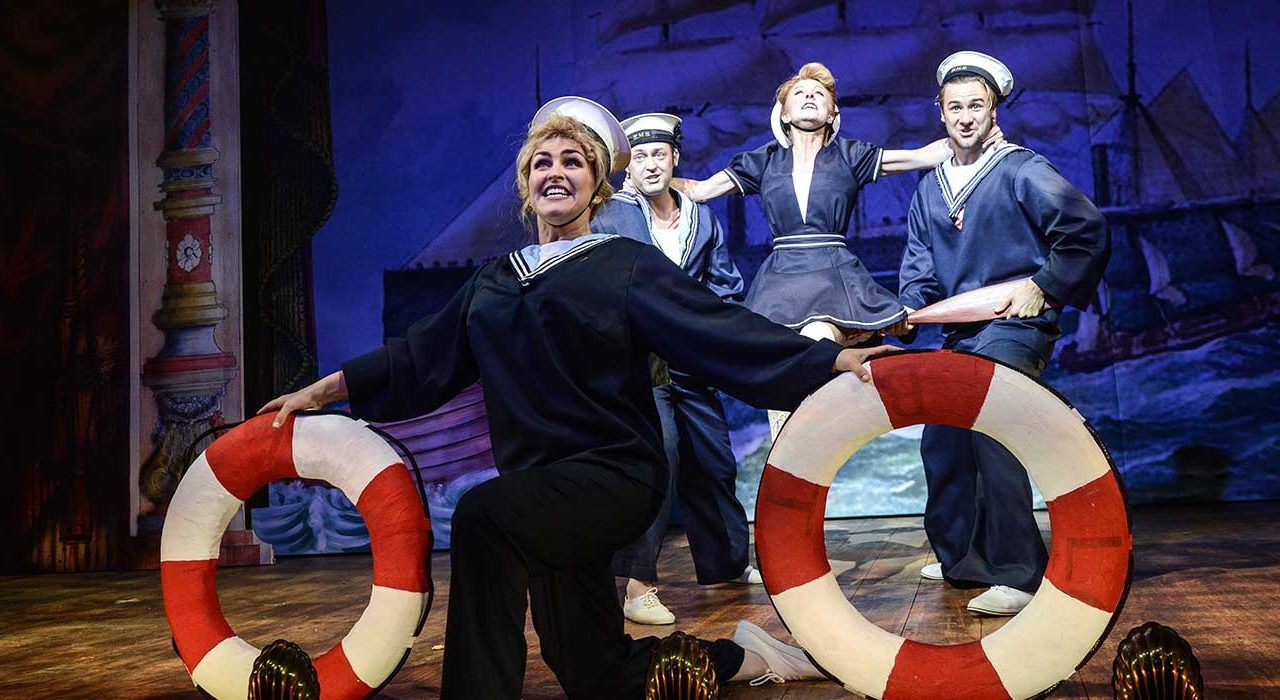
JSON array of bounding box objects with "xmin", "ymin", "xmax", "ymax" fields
[
  {"xmin": 632, "ymin": 189, "xmax": 698, "ymax": 268},
  {"xmin": 610, "ymin": 190, "xmax": 642, "ymax": 206},
  {"xmin": 934, "ymin": 142, "xmax": 1027, "ymax": 222},
  {"xmin": 509, "ymin": 233, "xmax": 620, "ymax": 286},
  {"xmin": 674, "ymin": 191, "xmax": 698, "ymax": 268}
]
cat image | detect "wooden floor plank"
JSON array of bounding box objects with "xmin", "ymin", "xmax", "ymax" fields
[{"xmin": 2, "ymin": 502, "xmax": 1277, "ymax": 698}]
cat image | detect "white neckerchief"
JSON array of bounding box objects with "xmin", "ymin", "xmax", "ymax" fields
[
  {"xmin": 943, "ymin": 156, "xmax": 986, "ymax": 193},
  {"xmin": 651, "ymin": 226, "xmax": 682, "ymax": 264},
  {"xmin": 935, "ymin": 142, "xmax": 1026, "ymax": 225},
  {"xmin": 636, "ymin": 189, "xmax": 697, "ymax": 267},
  {"xmin": 508, "ymin": 233, "xmax": 618, "ymax": 286}
]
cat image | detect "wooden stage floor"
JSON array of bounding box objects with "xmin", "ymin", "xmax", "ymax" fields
[{"xmin": 4, "ymin": 501, "xmax": 1278, "ymax": 698}]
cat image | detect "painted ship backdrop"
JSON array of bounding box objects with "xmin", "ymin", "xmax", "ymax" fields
[{"xmin": 255, "ymin": 0, "xmax": 1280, "ymax": 554}]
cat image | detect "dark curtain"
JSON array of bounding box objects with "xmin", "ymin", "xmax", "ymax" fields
[
  {"xmin": 0, "ymin": 1, "xmax": 130, "ymax": 572},
  {"xmin": 239, "ymin": 0, "xmax": 336, "ymax": 412}
]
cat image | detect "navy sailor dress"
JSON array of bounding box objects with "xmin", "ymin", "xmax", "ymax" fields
[{"xmin": 723, "ymin": 137, "xmax": 907, "ymax": 331}]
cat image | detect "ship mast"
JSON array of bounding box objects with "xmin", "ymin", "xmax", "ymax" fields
[
  {"xmin": 1244, "ymin": 40, "xmax": 1254, "ymax": 112},
  {"xmin": 534, "ymin": 43, "xmax": 542, "ymax": 108},
  {"xmin": 1126, "ymin": 1, "xmax": 1136, "ymax": 101},
  {"xmin": 1123, "ymin": 0, "xmax": 1142, "ymax": 204}
]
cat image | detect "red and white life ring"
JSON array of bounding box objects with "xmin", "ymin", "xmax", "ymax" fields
[
  {"xmin": 756, "ymin": 350, "xmax": 1131, "ymax": 699},
  {"xmin": 161, "ymin": 413, "xmax": 432, "ymax": 699}
]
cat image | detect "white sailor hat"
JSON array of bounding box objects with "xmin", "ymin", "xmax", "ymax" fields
[
  {"xmin": 532, "ymin": 96, "xmax": 631, "ymax": 174},
  {"xmin": 620, "ymin": 113, "xmax": 682, "ymax": 148},
  {"xmin": 936, "ymin": 51, "xmax": 1014, "ymax": 102},
  {"xmin": 770, "ymin": 100, "xmax": 841, "ymax": 148}
]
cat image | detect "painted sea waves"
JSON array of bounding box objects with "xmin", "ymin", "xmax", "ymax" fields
[
  {"xmin": 728, "ymin": 323, "xmax": 1280, "ymax": 519},
  {"xmin": 254, "ymin": 319, "xmax": 1280, "ymax": 555}
]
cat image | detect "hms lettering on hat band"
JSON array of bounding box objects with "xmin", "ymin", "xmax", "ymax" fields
[
  {"xmin": 627, "ymin": 128, "xmax": 677, "ymax": 146},
  {"xmin": 621, "ymin": 112, "xmax": 683, "ymax": 148},
  {"xmin": 756, "ymin": 350, "xmax": 1131, "ymax": 700},
  {"xmin": 937, "ymin": 50, "xmax": 1014, "ymax": 102}
]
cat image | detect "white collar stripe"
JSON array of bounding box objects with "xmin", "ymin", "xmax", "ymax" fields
[
  {"xmin": 721, "ymin": 168, "xmax": 746, "ymax": 194},
  {"xmin": 679, "ymin": 195, "xmax": 698, "ymax": 268},
  {"xmin": 510, "ymin": 251, "xmax": 531, "ymax": 277},
  {"xmin": 934, "ymin": 144, "xmax": 1025, "ymax": 219},
  {"xmin": 508, "ymin": 235, "xmax": 619, "ymax": 286}
]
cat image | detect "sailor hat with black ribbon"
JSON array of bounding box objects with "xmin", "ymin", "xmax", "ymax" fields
[
  {"xmin": 620, "ymin": 113, "xmax": 682, "ymax": 148},
  {"xmin": 533, "ymin": 96, "xmax": 631, "ymax": 174},
  {"xmin": 936, "ymin": 51, "xmax": 1014, "ymax": 103},
  {"xmin": 771, "ymin": 100, "xmax": 841, "ymax": 148}
]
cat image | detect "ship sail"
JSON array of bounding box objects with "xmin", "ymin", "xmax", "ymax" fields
[
  {"xmin": 1239, "ymin": 91, "xmax": 1280, "ymax": 195},
  {"xmin": 1221, "ymin": 219, "xmax": 1276, "ymax": 281},
  {"xmin": 1071, "ymin": 277, "xmax": 1110, "ymax": 353},
  {"xmin": 1138, "ymin": 235, "xmax": 1187, "ymax": 305},
  {"xmin": 1074, "ymin": 306, "xmax": 1104, "ymax": 352},
  {"xmin": 1098, "ymin": 68, "xmax": 1251, "ymax": 207},
  {"xmin": 404, "ymin": 163, "xmax": 526, "ymax": 268}
]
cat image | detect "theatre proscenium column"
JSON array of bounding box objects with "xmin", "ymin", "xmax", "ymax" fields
[{"xmin": 139, "ymin": 0, "xmax": 237, "ymax": 518}]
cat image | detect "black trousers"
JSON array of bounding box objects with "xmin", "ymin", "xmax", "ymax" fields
[
  {"xmin": 613, "ymin": 379, "xmax": 750, "ymax": 584},
  {"xmin": 921, "ymin": 321, "xmax": 1055, "ymax": 592},
  {"xmin": 442, "ymin": 460, "xmax": 743, "ymax": 699}
]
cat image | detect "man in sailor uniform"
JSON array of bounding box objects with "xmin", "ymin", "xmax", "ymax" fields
[
  {"xmin": 898, "ymin": 52, "xmax": 1110, "ymax": 616},
  {"xmin": 590, "ymin": 113, "xmax": 761, "ymax": 626}
]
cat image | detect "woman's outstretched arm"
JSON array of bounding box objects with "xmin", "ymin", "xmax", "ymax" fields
[
  {"xmin": 670, "ymin": 170, "xmax": 739, "ymax": 203},
  {"xmin": 879, "ymin": 124, "xmax": 1006, "ymax": 175}
]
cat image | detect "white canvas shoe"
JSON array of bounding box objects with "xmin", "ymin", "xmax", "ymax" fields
[
  {"xmin": 732, "ymin": 620, "xmax": 826, "ymax": 685},
  {"xmin": 738, "ymin": 565, "xmax": 764, "ymax": 585},
  {"xmin": 966, "ymin": 585, "xmax": 1034, "ymax": 616},
  {"xmin": 920, "ymin": 563, "xmax": 944, "ymax": 580},
  {"xmin": 623, "ymin": 587, "xmax": 675, "ymax": 625}
]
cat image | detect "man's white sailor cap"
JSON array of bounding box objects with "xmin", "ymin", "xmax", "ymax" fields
[
  {"xmin": 770, "ymin": 100, "xmax": 841, "ymax": 148},
  {"xmin": 620, "ymin": 113, "xmax": 682, "ymax": 148},
  {"xmin": 532, "ymin": 96, "xmax": 631, "ymax": 174},
  {"xmin": 936, "ymin": 51, "xmax": 1014, "ymax": 103}
]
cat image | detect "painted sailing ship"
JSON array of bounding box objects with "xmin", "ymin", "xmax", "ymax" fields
[
  {"xmin": 1055, "ymin": 27, "xmax": 1280, "ymax": 370},
  {"xmin": 254, "ymin": 2, "xmax": 1280, "ymax": 554},
  {"xmin": 407, "ymin": 1, "xmax": 1279, "ymax": 372},
  {"xmin": 383, "ymin": 1, "xmax": 1280, "ymax": 494}
]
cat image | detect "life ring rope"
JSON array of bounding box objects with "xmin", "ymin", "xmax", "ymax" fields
[
  {"xmin": 757, "ymin": 350, "xmax": 1131, "ymax": 700},
  {"xmin": 161, "ymin": 413, "xmax": 432, "ymax": 699}
]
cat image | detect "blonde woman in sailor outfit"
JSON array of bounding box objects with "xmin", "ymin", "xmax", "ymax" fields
[
  {"xmin": 676, "ymin": 62, "xmax": 1003, "ymax": 436},
  {"xmin": 262, "ymin": 96, "xmax": 896, "ymax": 697}
]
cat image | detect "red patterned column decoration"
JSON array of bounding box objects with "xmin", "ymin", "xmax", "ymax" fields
[{"xmin": 139, "ymin": 0, "xmax": 238, "ymax": 517}]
